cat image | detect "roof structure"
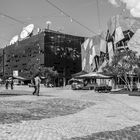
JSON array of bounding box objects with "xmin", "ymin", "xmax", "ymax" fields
[{"xmin": 77, "ymin": 72, "xmax": 112, "ymax": 79}]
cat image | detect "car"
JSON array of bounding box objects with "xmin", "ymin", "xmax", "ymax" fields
[
  {"xmin": 95, "ymin": 85, "xmax": 112, "ymax": 93},
  {"xmin": 131, "ymin": 83, "xmax": 138, "ymax": 91},
  {"xmin": 71, "ymin": 82, "xmax": 84, "ymax": 90},
  {"xmin": 28, "ymin": 83, "xmax": 35, "ymax": 87},
  {"xmin": 81, "ymin": 83, "xmax": 98, "ymax": 90}
]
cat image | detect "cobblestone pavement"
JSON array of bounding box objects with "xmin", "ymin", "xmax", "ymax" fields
[{"xmin": 0, "ymin": 86, "xmax": 140, "ymax": 139}]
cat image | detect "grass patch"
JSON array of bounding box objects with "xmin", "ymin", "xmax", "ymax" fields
[
  {"xmin": 0, "ymin": 98, "xmax": 95, "ymax": 124},
  {"xmin": 110, "ymin": 88, "xmax": 140, "ymax": 95},
  {"xmin": 68, "ymin": 125, "xmax": 140, "ymax": 140}
]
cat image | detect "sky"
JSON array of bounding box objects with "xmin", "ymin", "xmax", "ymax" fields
[{"xmin": 0, "ymin": 0, "xmax": 125, "ymax": 48}]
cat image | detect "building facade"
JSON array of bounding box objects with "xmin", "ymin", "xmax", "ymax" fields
[
  {"xmin": 81, "ymin": 14, "xmax": 140, "ymax": 89},
  {"xmin": 81, "ymin": 14, "xmax": 140, "ymax": 73},
  {"xmin": 0, "ymin": 30, "xmax": 85, "ymax": 84}
]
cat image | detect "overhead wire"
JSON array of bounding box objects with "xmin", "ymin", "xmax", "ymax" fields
[
  {"xmin": 0, "ymin": 34, "xmax": 10, "ymax": 48},
  {"xmin": 0, "ymin": 12, "xmax": 26, "ymax": 25},
  {"xmin": 0, "ymin": 0, "xmax": 106, "ymax": 45},
  {"xmin": 44, "ymin": 0, "xmax": 101, "ymax": 36},
  {"xmin": 0, "ymin": 12, "xmax": 41, "ymax": 47},
  {"xmin": 96, "ymin": 0, "xmax": 101, "ymax": 33},
  {"xmin": 0, "ymin": 12, "xmax": 44, "ymax": 29}
]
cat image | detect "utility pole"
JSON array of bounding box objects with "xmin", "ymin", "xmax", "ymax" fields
[{"xmin": 2, "ymin": 49, "xmax": 4, "ymax": 78}]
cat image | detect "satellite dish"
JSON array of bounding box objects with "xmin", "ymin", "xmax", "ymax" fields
[
  {"xmin": 10, "ymin": 35, "xmax": 19, "ymax": 45},
  {"xmin": 37, "ymin": 28, "xmax": 41, "ymax": 33},
  {"xmin": 20, "ymin": 24, "xmax": 34, "ymax": 39}
]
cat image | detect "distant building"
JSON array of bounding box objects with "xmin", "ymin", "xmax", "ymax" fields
[
  {"xmin": 0, "ymin": 29, "xmax": 85, "ymax": 85},
  {"xmin": 81, "ymin": 14, "xmax": 140, "ymax": 89},
  {"xmin": 81, "ymin": 14, "xmax": 140, "ymax": 73}
]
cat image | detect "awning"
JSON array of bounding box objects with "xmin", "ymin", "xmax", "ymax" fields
[
  {"xmin": 13, "ymin": 76, "xmax": 26, "ymax": 81},
  {"xmin": 72, "ymin": 71, "xmax": 88, "ymax": 78},
  {"xmin": 77, "ymin": 72, "xmax": 112, "ymax": 79},
  {"xmin": 68, "ymin": 78, "xmax": 83, "ymax": 84}
]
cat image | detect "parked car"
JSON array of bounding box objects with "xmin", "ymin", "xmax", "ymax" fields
[
  {"xmin": 28, "ymin": 83, "xmax": 35, "ymax": 87},
  {"xmin": 95, "ymin": 85, "xmax": 112, "ymax": 93},
  {"xmin": 82, "ymin": 83, "xmax": 98, "ymax": 90},
  {"xmin": 131, "ymin": 83, "xmax": 138, "ymax": 91},
  {"xmin": 71, "ymin": 81, "xmax": 84, "ymax": 90}
]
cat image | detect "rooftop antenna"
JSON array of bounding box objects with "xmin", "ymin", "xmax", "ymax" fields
[{"xmin": 46, "ymin": 21, "xmax": 52, "ymax": 30}]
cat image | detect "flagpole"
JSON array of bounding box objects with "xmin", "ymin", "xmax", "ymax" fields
[
  {"xmin": 3, "ymin": 48, "xmax": 5, "ymax": 78},
  {"xmin": 127, "ymin": 32, "xmax": 131, "ymax": 40},
  {"xmin": 122, "ymin": 41, "xmax": 127, "ymax": 51},
  {"xmin": 114, "ymin": 15, "xmax": 117, "ymax": 52}
]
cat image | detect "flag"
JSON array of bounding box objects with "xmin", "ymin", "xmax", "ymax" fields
[
  {"xmin": 91, "ymin": 58, "xmax": 96, "ymax": 72},
  {"xmin": 82, "ymin": 58, "xmax": 86, "ymax": 70},
  {"xmin": 100, "ymin": 39, "xmax": 106, "ymax": 53},
  {"xmin": 98, "ymin": 60, "xmax": 107, "ymax": 72},
  {"xmin": 83, "ymin": 38, "xmax": 90, "ymax": 50},
  {"xmin": 92, "ymin": 46, "xmax": 96, "ymax": 58},
  {"xmin": 114, "ymin": 26, "xmax": 124, "ymax": 43},
  {"xmin": 93, "ymin": 36, "xmax": 100, "ymax": 56},
  {"xmin": 108, "ymin": 42, "xmax": 114, "ymax": 63},
  {"xmin": 107, "ymin": 15, "xmax": 119, "ymax": 35},
  {"xmin": 94, "ymin": 44, "xmax": 100, "ymax": 56},
  {"xmin": 89, "ymin": 54, "xmax": 96, "ymax": 72},
  {"xmin": 81, "ymin": 35, "xmax": 102, "ymax": 72},
  {"xmin": 128, "ymin": 29, "xmax": 140, "ymax": 56},
  {"xmin": 89, "ymin": 39, "xmax": 93, "ymax": 49},
  {"xmin": 89, "ymin": 54, "xmax": 94, "ymax": 65},
  {"xmin": 81, "ymin": 38, "xmax": 94, "ymax": 72}
]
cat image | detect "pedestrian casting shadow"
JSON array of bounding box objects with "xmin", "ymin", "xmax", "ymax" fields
[
  {"xmin": 0, "ymin": 93, "xmax": 23, "ymax": 97},
  {"xmin": 0, "ymin": 92, "xmax": 54, "ymax": 97}
]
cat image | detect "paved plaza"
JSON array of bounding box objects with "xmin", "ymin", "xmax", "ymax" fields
[{"xmin": 0, "ymin": 85, "xmax": 140, "ymax": 139}]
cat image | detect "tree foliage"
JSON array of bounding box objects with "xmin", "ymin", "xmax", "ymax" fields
[
  {"xmin": 41, "ymin": 67, "xmax": 58, "ymax": 78},
  {"xmin": 103, "ymin": 50, "xmax": 138, "ymax": 76},
  {"xmin": 102, "ymin": 49, "xmax": 140, "ymax": 90}
]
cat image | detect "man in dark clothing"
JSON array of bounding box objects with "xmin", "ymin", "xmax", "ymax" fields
[
  {"xmin": 10, "ymin": 78, "xmax": 14, "ymax": 90},
  {"xmin": 5, "ymin": 79, "xmax": 9, "ymax": 89},
  {"xmin": 32, "ymin": 74, "xmax": 41, "ymax": 96},
  {"xmin": 32, "ymin": 77, "xmax": 36, "ymax": 95}
]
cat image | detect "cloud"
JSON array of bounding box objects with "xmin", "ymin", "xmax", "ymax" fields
[
  {"xmin": 108, "ymin": 0, "xmax": 119, "ymax": 7},
  {"xmin": 108, "ymin": 0, "xmax": 140, "ymax": 17},
  {"xmin": 131, "ymin": 8, "xmax": 140, "ymax": 18},
  {"xmin": 122, "ymin": 0, "xmax": 139, "ymax": 9}
]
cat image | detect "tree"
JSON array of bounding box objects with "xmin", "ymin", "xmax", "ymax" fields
[
  {"xmin": 54, "ymin": 43, "xmax": 80, "ymax": 86},
  {"xmin": 27, "ymin": 58, "xmax": 58, "ymax": 86},
  {"xmin": 40, "ymin": 67, "xmax": 58, "ymax": 86},
  {"xmin": 102, "ymin": 49, "xmax": 139, "ymax": 91}
]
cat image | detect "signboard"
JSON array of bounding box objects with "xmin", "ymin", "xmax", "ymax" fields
[{"xmin": 13, "ymin": 70, "xmax": 18, "ymax": 77}]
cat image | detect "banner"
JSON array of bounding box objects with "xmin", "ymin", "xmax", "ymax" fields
[
  {"xmin": 13, "ymin": 70, "xmax": 18, "ymax": 77},
  {"xmin": 100, "ymin": 39, "xmax": 106, "ymax": 53},
  {"xmin": 108, "ymin": 42, "xmax": 114, "ymax": 63},
  {"xmin": 114, "ymin": 26, "xmax": 124, "ymax": 43}
]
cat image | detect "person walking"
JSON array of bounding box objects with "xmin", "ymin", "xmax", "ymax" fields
[
  {"xmin": 10, "ymin": 77, "xmax": 14, "ymax": 90},
  {"xmin": 5, "ymin": 79, "xmax": 9, "ymax": 89},
  {"xmin": 32, "ymin": 73, "xmax": 41, "ymax": 96}
]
